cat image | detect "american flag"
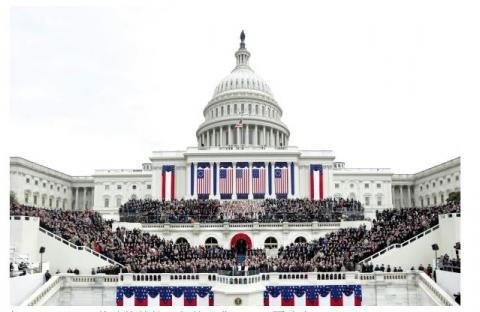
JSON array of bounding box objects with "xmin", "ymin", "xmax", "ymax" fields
[
  {"xmin": 274, "ymin": 166, "xmax": 288, "ymax": 195},
  {"xmin": 263, "ymin": 285, "xmax": 362, "ymax": 306},
  {"xmin": 236, "ymin": 166, "xmax": 249, "ymax": 196},
  {"xmin": 234, "ymin": 119, "xmax": 243, "ymax": 128},
  {"xmin": 252, "ymin": 166, "xmax": 266, "ymax": 195},
  {"xmin": 197, "ymin": 166, "xmax": 211, "ymax": 196},
  {"xmin": 117, "ymin": 286, "xmax": 214, "ymax": 306},
  {"xmin": 219, "ymin": 166, "xmax": 233, "ymax": 195}
]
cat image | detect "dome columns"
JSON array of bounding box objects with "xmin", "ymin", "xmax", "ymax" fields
[{"xmin": 198, "ymin": 123, "xmax": 289, "ymax": 149}]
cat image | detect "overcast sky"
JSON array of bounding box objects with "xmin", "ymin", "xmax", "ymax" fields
[{"xmin": 9, "ymin": 1, "xmax": 476, "ymax": 176}]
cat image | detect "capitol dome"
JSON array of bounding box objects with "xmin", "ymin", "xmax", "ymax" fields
[{"xmin": 196, "ymin": 31, "xmax": 290, "ymax": 150}]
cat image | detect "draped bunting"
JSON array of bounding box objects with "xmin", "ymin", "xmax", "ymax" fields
[
  {"xmin": 161, "ymin": 165, "xmax": 175, "ymax": 201},
  {"xmin": 264, "ymin": 285, "xmax": 362, "ymax": 306},
  {"xmin": 117, "ymin": 286, "xmax": 214, "ymax": 306}
]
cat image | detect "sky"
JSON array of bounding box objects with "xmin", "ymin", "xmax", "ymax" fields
[{"xmin": 8, "ymin": 0, "xmax": 477, "ymax": 176}]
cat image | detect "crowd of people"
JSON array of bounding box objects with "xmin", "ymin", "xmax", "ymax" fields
[
  {"xmin": 10, "ymin": 201, "xmax": 459, "ymax": 275},
  {"xmin": 119, "ymin": 198, "xmax": 364, "ymax": 223},
  {"xmin": 438, "ymin": 253, "xmax": 461, "ymax": 272}
]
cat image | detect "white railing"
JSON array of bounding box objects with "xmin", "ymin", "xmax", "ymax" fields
[
  {"xmin": 417, "ymin": 271, "xmax": 458, "ymax": 306},
  {"xmin": 360, "ymin": 224, "xmax": 440, "ymax": 264},
  {"xmin": 38, "ymin": 227, "xmax": 125, "ymax": 268},
  {"xmin": 20, "ymin": 274, "xmax": 120, "ymax": 306},
  {"xmin": 138, "ymin": 221, "xmax": 343, "ymax": 230},
  {"xmin": 19, "ymin": 271, "xmax": 455, "ymax": 306},
  {"xmin": 20, "ymin": 275, "xmax": 63, "ymax": 306}
]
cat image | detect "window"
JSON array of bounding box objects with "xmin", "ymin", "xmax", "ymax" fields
[
  {"xmin": 364, "ymin": 183, "xmax": 369, "ymax": 189},
  {"xmin": 426, "ymin": 184, "xmax": 429, "ymax": 190},
  {"xmin": 350, "ymin": 183, "xmax": 354, "ymax": 188},
  {"xmin": 50, "ymin": 185, "xmax": 53, "ymax": 190},
  {"xmin": 105, "ymin": 185, "xmax": 110, "ymax": 190},
  {"xmin": 35, "ymin": 180, "xmax": 38, "ymax": 186},
  {"xmin": 117, "ymin": 185, "xmax": 122, "ymax": 190},
  {"xmin": 43, "ymin": 182, "xmax": 46, "ymax": 188},
  {"xmin": 205, "ymin": 237, "xmax": 218, "ymax": 247},
  {"xmin": 104, "ymin": 198, "xmax": 109, "ymax": 208},
  {"xmin": 33, "ymin": 195, "xmax": 37, "ymax": 205},
  {"xmin": 147, "ymin": 184, "xmax": 151, "ymax": 190},
  {"xmin": 440, "ymin": 180, "xmax": 443, "ymax": 186},
  {"xmin": 176, "ymin": 237, "xmax": 189, "ymax": 245},
  {"xmin": 264, "ymin": 237, "xmax": 278, "ymax": 249},
  {"xmin": 57, "ymin": 186, "xmax": 60, "ymax": 191},
  {"xmin": 116, "ymin": 197, "xmax": 122, "ymax": 207},
  {"xmin": 377, "ymin": 183, "xmax": 381, "ymax": 189},
  {"xmin": 377, "ymin": 198, "xmax": 382, "ymax": 206},
  {"xmin": 131, "ymin": 194, "xmax": 137, "ymax": 200},
  {"xmin": 49, "ymin": 198, "xmax": 52, "ymax": 208},
  {"xmin": 26, "ymin": 178, "xmax": 30, "ymax": 184},
  {"xmin": 335, "ymin": 183, "xmax": 340, "ymax": 189},
  {"xmin": 365, "ymin": 196, "xmax": 370, "ymax": 206},
  {"xmin": 294, "ymin": 237, "xmax": 307, "ymax": 243},
  {"xmin": 433, "ymin": 182, "xmax": 436, "ymax": 188},
  {"xmin": 456, "ymin": 176, "xmax": 459, "ymax": 181},
  {"xmin": 132, "ymin": 185, "xmax": 137, "ymax": 190},
  {"xmin": 64, "ymin": 188, "xmax": 66, "ymax": 193},
  {"xmin": 42, "ymin": 197, "xmax": 46, "ymax": 206},
  {"xmin": 420, "ymin": 186, "xmax": 423, "ymax": 191},
  {"xmin": 25, "ymin": 194, "xmax": 29, "ymax": 203},
  {"xmin": 447, "ymin": 178, "xmax": 451, "ymax": 183}
]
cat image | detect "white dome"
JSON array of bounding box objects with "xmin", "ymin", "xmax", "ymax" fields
[{"xmin": 212, "ymin": 68, "xmax": 273, "ymax": 98}]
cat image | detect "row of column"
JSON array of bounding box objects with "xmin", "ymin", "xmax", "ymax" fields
[
  {"xmin": 189, "ymin": 162, "xmax": 296, "ymax": 199},
  {"xmin": 199, "ymin": 124, "xmax": 288, "ymax": 148},
  {"xmin": 72, "ymin": 187, "xmax": 93, "ymax": 210},
  {"xmin": 392, "ymin": 185, "xmax": 414, "ymax": 208}
]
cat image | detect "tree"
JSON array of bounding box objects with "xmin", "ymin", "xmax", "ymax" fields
[{"xmin": 447, "ymin": 191, "xmax": 460, "ymax": 204}]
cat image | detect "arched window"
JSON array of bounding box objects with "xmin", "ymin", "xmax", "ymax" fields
[
  {"xmin": 264, "ymin": 237, "xmax": 278, "ymax": 249},
  {"xmin": 294, "ymin": 237, "xmax": 307, "ymax": 244},
  {"xmin": 205, "ymin": 237, "xmax": 218, "ymax": 248},
  {"xmin": 131, "ymin": 194, "xmax": 137, "ymax": 200},
  {"xmin": 176, "ymin": 237, "xmax": 189, "ymax": 245}
]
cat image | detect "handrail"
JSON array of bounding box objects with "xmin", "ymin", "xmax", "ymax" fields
[
  {"xmin": 20, "ymin": 275, "xmax": 62, "ymax": 306},
  {"xmin": 417, "ymin": 271, "xmax": 458, "ymax": 306},
  {"xmin": 38, "ymin": 227, "xmax": 125, "ymax": 268},
  {"xmin": 360, "ymin": 224, "xmax": 440, "ymax": 264}
]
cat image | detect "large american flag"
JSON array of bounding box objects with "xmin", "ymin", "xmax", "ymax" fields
[
  {"xmin": 252, "ymin": 166, "xmax": 266, "ymax": 196},
  {"xmin": 264, "ymin": 285, "xmax": 362, "ymax": 306},
  {"xmin": 219, "ymin": 166, "xmax": 233, "ymax": 196},
  {"xmin": 236, "ymin": 166, "xmax": 249, "ymax": 197},
  {"xmin": 117, "ymin": 286, "xmax": 214, "ymax": 306},
  {"xmin": 274, "ymin": 166, "xmax": 288, "ymax": 196},
  {"xmin": 197, "ymin": 165, "xmax": 211, "ymax": 197}
]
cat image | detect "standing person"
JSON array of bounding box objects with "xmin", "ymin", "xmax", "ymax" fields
[{"xmin": 44, "ymin": 270, "xmax": 51, "ymax": 282}]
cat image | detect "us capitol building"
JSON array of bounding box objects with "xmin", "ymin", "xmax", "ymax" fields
[{"xmin": 9, "ymin": 32, "xmax": 460, "ymax": 219}]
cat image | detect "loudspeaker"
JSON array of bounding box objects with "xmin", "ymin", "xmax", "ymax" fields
[
  {"xmin": 39, "ymin": 246, "xmax": 46, "ymax": 253},
  {"xmin": 431, "ymin": 244, "xmax": 439, "ymax": 251}
]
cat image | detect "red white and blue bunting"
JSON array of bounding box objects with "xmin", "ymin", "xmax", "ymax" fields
[
  {"xmin": 116, "ymin": 286, "xmax": 214, "ymax": 306},
  {"xmin": 264, "ymin": 285, "xmax": 362, "ymax": 306}
]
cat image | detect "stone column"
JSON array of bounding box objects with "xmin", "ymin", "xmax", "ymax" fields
[
  {"xmin": 236, "ymin": 126, "xmax": 240, "ymax": 146},
  {"xmin": 245, "ymin": 124, "xmax": 249, "ymax": 146},
  {"xmin": 219, "ymin": 127, "xmax": 223, "ymax": 147},
  {"xmin": 276, "ymin": 129, "xmax": 280, "ymax": 148},
  {"xmin": 262, "ymin": 126, "xmax": 266, "ymax": 146},
  {"xmin": 270, "ymin": 128, "xmax": 274, "ymax": 147},
  {"xmin": 407, "ymin": 186, "xmax": 411, "ymax": 208},
  {"xmin": 400, "ymin": 186, "xmax": 404, "ymax": 208},
  {"xmin": 254, "ymin": 125, "xmax": 258, "ymax": 146},
  {"xmin": 206, "ymin": 130, "xmax": 210, "ymax": 147},
  {"xmin": 83, "ymin": 187, "xmax": 87, "ymax": 210},
  {"xmin": 74, "ymin": 188, "xmax": 78, "ymax": 210},
  {"xmin": 287, "ymin": 162, "xmax": 292, "ymax": 198},
  {"xmin": 228, "ymin": 126, "xmax": 232, "ymax": 145},
  {"xmin": 193, "ymin": 163, "xmax": 198, "ymax": 199},
  {"xmin": 391, "ymin": 186, "xmax": 395, "ymax": 208}
]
